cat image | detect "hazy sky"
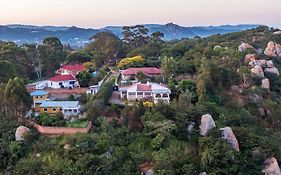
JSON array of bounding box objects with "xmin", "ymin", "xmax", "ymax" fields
[{"xmin": 0, "ymin": 0, "xmax": 280, "ymax": 28}]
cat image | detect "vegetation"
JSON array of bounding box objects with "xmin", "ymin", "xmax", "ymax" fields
[{"xmin": 1, "ymin": 26, "xmax": 281, "ymax": 174}]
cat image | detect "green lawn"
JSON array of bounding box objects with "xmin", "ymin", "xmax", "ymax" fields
[{"xmin": 66, "ymin": 120, "xmax": 88, "ymax": 128}]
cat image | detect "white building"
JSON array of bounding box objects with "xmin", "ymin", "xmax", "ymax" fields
[
  {"xmin": 47, "ymin": 75, "xmax": 80, "ymax": 89},
  {"xmin": 86, "ymin": 79, "xmax": 104, "ymax": 95},
  {"xmin": 119, "ymin": 82, "xmax": 171, "ymax": 103}
]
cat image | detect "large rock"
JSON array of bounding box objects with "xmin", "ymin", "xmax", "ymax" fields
[
  {"xmin": 238, "ymin": 42, "xmax": 255, "ymax": 52},
  {"xmin": 199, "ymin": 172, "xmax": 207, "ymax": 175},
  {"xmin": 265, "ymin": 67, "xmax": 280, "ymax": 76},
  {"xmin": 262, "ymin": 157, "xmax": 281, "ymax": 175},
  {"xmin": 245, "ymin": 54, "xmax": 257, "ymax": 63},
  {"xmin": 15, "ymin": 126, "xmax": 30, "ymax": 141},
  {"xmin": 249, "ymin": 93, "xmax": 263, "ymax": 104},
  {"xmin": 267, "ymin": 60, "xmax": 274, "ymax": 68},
  {"xmin": 199, "ymin": 114, "xmax": 216, "ymax": 136},
  {"xmin": 273, "ymin": 31, "xmax": 281, "ymax": 35},
  {"xmin": 220, "ymin": 127, "xmax": 240, "ymax": 152},
  {"xmin": 251, "ymin": 65, "xmax": 265, "ymax": 77},
  {"xmin": 262, "ymin": 78, "xmax": 270, "ymax": 90},
  {"xmin": 264, "ymin": 41, "xmax": 281, "ymax": 57}
]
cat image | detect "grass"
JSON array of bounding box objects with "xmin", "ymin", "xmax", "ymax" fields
[{"xmin": 66, "ymin": 120, "xmax": 88, "ymax": 128}]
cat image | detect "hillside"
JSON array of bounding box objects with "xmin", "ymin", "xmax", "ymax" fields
[
  {"xmin": 1, "ymin": 26, "xmax": 281, "ymax": 174},
  {"xmin": 0, "ymin": 23, "xmax": 259, "ymax": 46}
]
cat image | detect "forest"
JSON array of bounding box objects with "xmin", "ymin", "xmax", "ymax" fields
[{"xmin": 1, "ymin": 25, "xmax": 281, "ymax": 174}]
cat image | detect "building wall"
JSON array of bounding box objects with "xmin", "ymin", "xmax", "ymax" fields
[
  {"xmin": 32, "ymin": 94, "xmax": 48, "ymax": 102},
  {"xmin": 39, "ymin": 106, "xmax": 80, "ymax": 116},
  {"xmin": 48, "ymin": 80, "xmax": 78, "ymax": 89},
  {"xmin": 39, "ymin": 106, "xmax": 62, "ymax": 115}
]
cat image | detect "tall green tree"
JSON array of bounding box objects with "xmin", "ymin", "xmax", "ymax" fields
[
  {"xmin": 161, "ymin": 56, "xmax": 176, "ymax": 81},
  {"xmin": 85, "ymin": 32, "xmax": 124, "ymax": 66},
  {"xmin": 122, "ymin": 25, "xmax": 150, "ymax": 49},
  {"xmin": 76, "ymin": 71, "xmax": 92, "ymax": 87},
  {"xmin": 0, "ymin": 60, "xmax": 16, "ymax": 83},
  {"xmin": 3, "ymin": 77, "xmax": 32, "ymax": 121},
  {"xmin": 41, "ymin": 37, "xmax": 65, "ymax": 77},
  {"xmin": 23, "ymin": 44, "xmax": 43, "ymax": 80}
]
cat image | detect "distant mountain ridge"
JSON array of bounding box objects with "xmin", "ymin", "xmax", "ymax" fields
[{"xmin": 0, "ymin": 23, "xmax": 260, "ymax": 46}]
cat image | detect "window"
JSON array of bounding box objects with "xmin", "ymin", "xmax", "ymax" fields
[
  {"xmin": 68, "ymin": 109, "xmax": 72, "ymax": 112},
  {"xmin": 145, "ymin": 92, "xmax": 151, "ymax": 96},
  {"xmin": 137, "ymin": 92, "xmax": 143, "ymax": 96},
  {"xmin": 74, "ymin": 110, "xmax": 77, "ymax": 113},
  {"xmin": 155, "ymin": 94, "xmax": 161, "ymax": 98},
  {"xmin": 59, "ymin": 108, "xmax": 62, "ymax": 111},
  {"xmin": 53, "ymin": 108, "xmax": 56, "ymax": 111},
  {"xmin": 69, "ymin": 81, "xmax": 75, "ymax": 85},
  {"xmin": 128, "ymin": 92, "xmax": 135, "ymax": 96},
  {"xmin": 44, "ymin": 108, "xmax": 47, "ymax": 112},
  {"xmin": 59, "ymin": 82, "xmax": 63, "ymax": 86},
  {"xmin": 163, "ymin": 94, "xmax": 169, "ymax": 98}
]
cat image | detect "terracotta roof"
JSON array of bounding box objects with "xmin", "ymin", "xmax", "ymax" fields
[
  {"xmin": 122, "ymin": 67, "xmax": 160, "ymax": 76},
  {"xmin": 48, "ymin": 75, "xmax": 77, "ymax": 82},
  {"xmin": 61, "ymin": 64, "xmax": 84, "ymax": 71},
  {"xmin": 137, "ymin": 84, "xmax": 152, "ymax": 91}
]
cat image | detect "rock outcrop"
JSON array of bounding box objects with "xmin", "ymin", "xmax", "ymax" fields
[
  {"xmin": 251, "ymin": 65, "xmax": 265, "ymax": 77},
  {"xmin": 199, "ymin": 114, "xmax": 216, "ymax": 136},
  {"xmin": 262, "ymin": 157, "xmax": 281, "ymax": 175},
  {"xmin": 220, "ymin": 127, "xmax": 240, "ymax": 152},
  {"xmin": 264, "ymin": 41, "xmax": 281, "ymax": 57},
  {"xmin": 265, "ymin": 67, "xmax": 280, "ymax": 76},
  {"xmin": 245, "ymin": 54, "xmax": 257, "ymax": 63},
  {"xmin": 273, "ymin": 31, "xmax": 281, "ymax": 35},
  {"xmin": 15, "ymin": 126, "xmax": 30, "ymax": 141},
  {"xmin": 261, "ymin": 78, "xmax": 270, "ymax": 90},
  {"xmin": 238, "ymin": 42, "xmax": 255, "ymax": 52},
  {"xmin": 267, "ymin": 60, "xmax": 274, "ymax": 68},
  {"xmin": 199, "ymin": 172, "xmax": 207, "ymax": 175}
]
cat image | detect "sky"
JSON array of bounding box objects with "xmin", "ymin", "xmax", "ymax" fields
[{"xmin": 0, "ymin": 0, "xmax": 280, "ymax": 28}]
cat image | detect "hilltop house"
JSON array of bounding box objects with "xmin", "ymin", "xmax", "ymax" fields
[
  {"xmin": 121, "ymin": 67, "xmax": 161, "ymax": 82},
  {"xmin": 56, "ymin": 64, "xmax": 85, "ymax": 76},
  {"xmin": 47, "ymin": 74, "xmax": 80, "ymax": 89},
  {"xmin": 30, "ymin": 90, "xmax": 49, "ymax": 111},
  {"xmin": 39, "ymin": 101, "xmax": 81, "ymax": 116},
  {"xmin": 119, "ymin": 82, "xmax": 171, "ymax": 103}
]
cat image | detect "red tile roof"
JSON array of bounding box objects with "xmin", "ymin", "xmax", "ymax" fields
[
  {"xmin": 48, "ymin": 75, "xmax": 77, "ymax": 82},
  {"xmin": 61, "ymin": 64, "xmax": 84, "ymax": 71},
  {"xmin": 137, "ymin": 84, "xmax": 152, "ymax": 91},
  {"xmin": 122, "ymin": 67, "xmax": 160, "ymax": 76}
]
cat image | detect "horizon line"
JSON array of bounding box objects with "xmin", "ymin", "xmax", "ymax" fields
[{"xmin": 1, "ymin": 22, "xmax": 269, "ymax": 30}]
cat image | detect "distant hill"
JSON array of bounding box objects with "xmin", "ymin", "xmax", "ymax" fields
[{"xmin": 0, "ymin": 23, "xmax": 260, "ymax": 47}]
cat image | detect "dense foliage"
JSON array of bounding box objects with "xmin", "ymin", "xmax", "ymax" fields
[{"xmin": 1, "ymin": 26, "xmax": 281, "ymax": 174}]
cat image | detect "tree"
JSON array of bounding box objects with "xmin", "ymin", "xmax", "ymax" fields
[
  {"xmin": 117, "ymin": 55, "xmax": 145, "ymax": 69},
  {"xmin": 161, "ymin": 56, "xmax": 176, "ymax": 81},
  {"xmin": 23, "ymin": 44, "xmax": 43, "ymax": 80},
  {"xmin": 3, "ymin": 77, "xmax": 32, "ymax": 121},
  {"xmin": 85, "ymin": 32, "xmax": 124, "ymax": 66},
  {"xmin": 151, "ymin": 31, "xmax": 164, "ymax": 41},
  {"xmin": 122, "ymin": 25, "xmax": 150, "ymax": 49},
  {"xmin": 66, "ymin": 51, "xmax": 92, "ymax": 64},
  {"xmin": 41, "ymin": 37, "xmax": 65, "ymax": 77},
  {"xmin": 83, "ymin": 62, "xmax": 96, "ymax": 72},
  {"xmin": 0, "ymin": 60, "xmax": 16, "ymax": 83},
  {"xmin": 76, "ymin": 71, "xmax": 92, "ymax": 87}
]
